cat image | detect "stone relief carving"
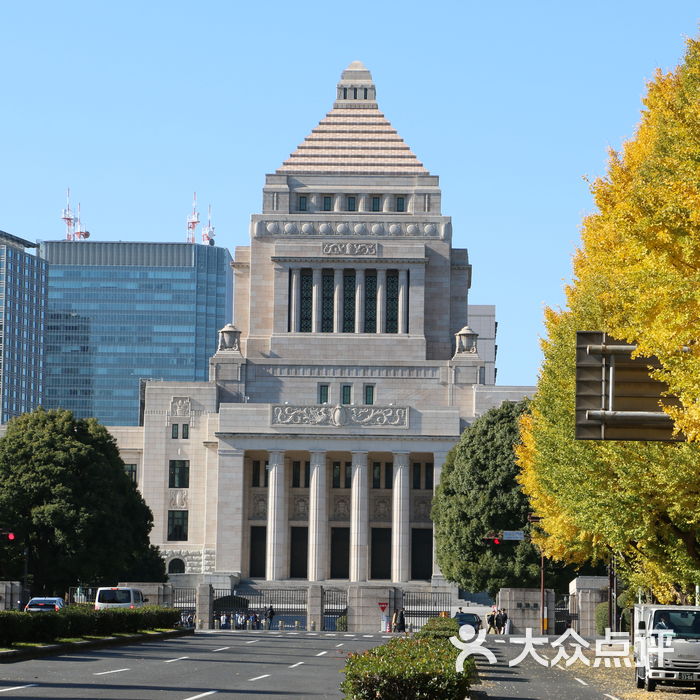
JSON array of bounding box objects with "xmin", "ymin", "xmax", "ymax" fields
[
  {"xmin": 217, "ymin": 323, "xmax": 241, "ymax": 352},
  {"xmin": 331, "ymin": 496, "xmax": 350, "ymax": 520},
  {"xmin": 251, "ymin": 495, "xmax": 267, "ymax": 520},
  {"xmin": 162, "ymin": 548, "xmax": 203, "ymax": 574},
  {"xmin": 271, "ymin": 404, "xmax": 408, "ymax": 428},
  {"xmin": 259, "ymin": 366, "xmax": 439, "ymax": 379},
  {"xmin": 413, "ymin": 496, "xmax": 433, "ymax": 522},
  {"xmin": 322, "ymin": 241, "xmax": 377, "ymax": 256},
  {"xmin": 373, "ymin": 496, "xmax": 391, "ymax": 521},
  {"xmin": 170, "ymin": 397, "xmax": 191, "ymax": 416},
  {"xmin": 260, "ymin": 221, "xmax": 442, "ymax": 238},
  {"xmin": 169, "ymin": 489, "xmax": 188, "ymax": 509},
  {"xmin": 292, "ymin": 496, "xmax": 309, "ymax": 520}
]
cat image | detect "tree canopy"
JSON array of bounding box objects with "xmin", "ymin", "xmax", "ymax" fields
[
  {"xmin": 432, "ymin": 400, "xmax": 588, "ymax": 597},
  {"xmin": 0, "ymin": 408, "xmax": 165, "ymax": 595},
  {"xmin": 517, "ymin": 38, "xmax": 700, "ymax": 601}
]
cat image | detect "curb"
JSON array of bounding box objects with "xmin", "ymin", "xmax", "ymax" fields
[{"xmin": 0, "ymin": 627, "xmax": 195, "ymax": 663}]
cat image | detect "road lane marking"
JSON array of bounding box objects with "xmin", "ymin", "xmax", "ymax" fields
[
  {"xmin": 94, "ymin": 668, "xmax": 130, "ymax": 675},
  {"xmin": 249, "ymin": 675, "xmax": 270, "ymax": 681},
  {"xmin": 574, "ymin": 678, "xmax": 588, "ymax": 686},
  {"xmin": 164, "ymin": 656, "xmax": 189, "ymax": 663},
  {"xmin": 344, "ymin": 634, "xmax": 354, "ymax": 637},
  {"xmin": 183, "ymin": 692, "xmax": 217, "ymax": 700},
  {"xmin": 289, "ymin": 662, "xmax": 304, "ymax": 668},
  {"xmin": 335, "ymin": 643, "xmax": 344, "ymax": 647},
  {"xmin": 494, "ymin": 639, "xmax": 506, "ymax": 644},
  {"xmin": 324, "ymin": 633, "xmax": 336, "ymax": 636},
  {"xmin": 381, "ymin": 635, "xmax": 392, "ymax": 638},
  {"xmin": 362, "ymin": 634, "xmax": 374, "ymax": 638},
  {"xmin": 213, "ymin": 647, "xmax": 229, "ymax": 652},
  {"xmin": 288, "ymin": 632, "xmax": 299, "ymax": 635},
  {"xmin": 604, "ymin": 696, "xmax": 621, "ymax": 700},
  {"xmin": 245, "ymin": 639, "xmax": 259, "ymax": 644},
  {"xmin": 316, "ymin": 651, "xmax": 328, "ymax": 656},
  {"xmin": 0, "ymin": 686, "xmax": 37, "ymax": 694}
]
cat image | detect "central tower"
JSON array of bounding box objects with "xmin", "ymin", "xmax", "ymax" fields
[{"xmin": 234, "ymin": 61, "xmax": 471, "ymax": 362}]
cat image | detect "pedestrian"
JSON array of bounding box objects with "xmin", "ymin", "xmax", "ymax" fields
[
  {"xmin": 266, "ymin": 605, "xmax": 275, "ymax": 630},
  {"xmin": 391, "ymin": 608, "xmax": 398, "ymax": 632},
  {"xmin": 500, "ymin": 609, "xmax": 510, "ymax": 634},
  {"xmin": 486, "ymin": 610, "xmax": 497, "ymax": 634},
  {"xmin": 396, "ymin": 608, "xmax": 406, "ymax": 634},
  {"xmin": 220, "ymin": 612, "xmax": 227, "ymax": 629},
  {"xmin": 495, "ymin": 609, "xmax": 505, "ymax": 634}
]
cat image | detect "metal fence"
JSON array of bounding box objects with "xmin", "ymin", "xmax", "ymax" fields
[
  {"xmin": 322, "ymin": 588, "xmax": 347, "ymax": 631},
  {"xmin": 403, "ymin": 591, "xmax": 452, "ymax": 630},
  {"xmin": 213, "ymin": 587, "xmax": 308, "ymax": 630}
]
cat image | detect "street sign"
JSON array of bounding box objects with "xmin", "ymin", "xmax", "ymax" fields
[
  {"xmin": 502, "ymin": 530, "xmax": 525, "ymax": 541},
  {"xmin": 378, "ymin": 602, "xmax": 388, "ymax": 612}
]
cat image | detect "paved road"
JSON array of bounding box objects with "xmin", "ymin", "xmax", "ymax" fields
[{"xmin": 0, "ymin": 629, "xmax": 389, "ymax": 699}]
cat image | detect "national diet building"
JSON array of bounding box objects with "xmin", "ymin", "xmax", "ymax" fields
[{"xmin": 110, "ymin": 62, "xmax": 531, "ymax": 613}]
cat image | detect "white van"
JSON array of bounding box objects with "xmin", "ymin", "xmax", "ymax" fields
[{"xmin": 94, "ymin": 587, "xmax": 147, "ymax": 610}]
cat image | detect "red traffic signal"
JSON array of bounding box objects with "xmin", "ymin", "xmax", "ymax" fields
[
  {"xmin": 493, "ymin": 538, "xmax": 501, "ymax": 545},
  {"xmin": 7, "ymin": 532, "xmax": 15, "ymax": 541}
]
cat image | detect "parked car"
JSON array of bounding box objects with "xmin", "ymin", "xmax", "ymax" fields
[
  {"xmin": 94, "ymin": 587, "xmax": 147, "ymax": 610},
  {"xmin": 454, "ymin": 611, "xmax": 482, "ymax": 631},
  {"xmin": 24, "ymin": 597, "xmax": 65, "ymax": 612}
]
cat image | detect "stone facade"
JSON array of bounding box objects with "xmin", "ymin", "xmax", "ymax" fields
[{"xmin": 108, "ymin": 61, "xmax": 532, "ymax": 591}]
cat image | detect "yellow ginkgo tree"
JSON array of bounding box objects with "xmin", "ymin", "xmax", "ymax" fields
[{"xmin": 517, "ymin": 37, "xmax": 700, "ymax": 600}]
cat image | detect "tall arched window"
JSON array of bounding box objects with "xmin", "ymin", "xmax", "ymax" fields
[{"xmin": 168, "ymin": 558, "xmax": 185, "ymax": 574}]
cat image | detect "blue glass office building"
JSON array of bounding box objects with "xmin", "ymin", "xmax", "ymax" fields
[
  {"xmin": 0, "ymin": 231, "xmax": 47, "ymax": 423},
  {"xmin": 39, "ymin": 241, "xmax": 232, "ymax": 426}
]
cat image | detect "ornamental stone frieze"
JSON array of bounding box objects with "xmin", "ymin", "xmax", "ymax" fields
[
  {"xmin": 271, "ymin": 404, "xmax": 409, "ymax": 428},
  {"xmin": 162, "ymin": 548, "xmax": 203, "ymax": 574},
  {"xmin": 371, "ymin": 495, "xmax": 392, "ymax": 522},
  {"xmin": 251, "ymin": 494, "xmax": 267, "ymax": 520},
  {"xmin": 258, "ymin": 220, "xmax": 441, "ymax": 238},
  {"xmin": 322, "ymin": 241, "xmax": 377, "ymax": 256},
  {"xmin": 330, "ymin": 495, "xmax": 351, "ymax": 521},
  {"xmin": 292, "ymin": 495, "xmax": 310, "ymax": 520},
  {"xmin": 168, "ymin": 489, "xmax": 188, "ymax": 509},
  {"xmin": 412, "ymin": 495, "xmax": 433, "ymax": 522}
]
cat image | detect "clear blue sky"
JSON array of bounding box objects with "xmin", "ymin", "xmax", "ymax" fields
[{"xmin": 2, "ymin": 1, "xmax": 698, "ymax": 385}]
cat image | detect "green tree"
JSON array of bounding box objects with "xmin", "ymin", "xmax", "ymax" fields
[
  {"xmin": 0, "ymin": 408, "xmax": 165, "ymax": 594},
  {"xmin": 432, "ymin": 400, "xmax": 589, "ymax": 597}
]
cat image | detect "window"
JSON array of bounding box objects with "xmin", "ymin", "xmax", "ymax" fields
[
  {"xmin": 425, "ymin": 463, "xmax": 434, "ymax": 490},
  {"xmin": 371, "ymin": 196, "xmax": 381, "ymax": 212},
  {"xmin": 396, "ymin": 196, "xmax": 406, "ymax": 212},
  {"xmin": 385, "ymin": 463, "xmax": 393, "ymax": 489},
  {"xmin": 332, "ymin": 461, "xmax": 341, "ymax": 489},
  {"xmin": 372, "ymin": 462, "xmax": 381, "ymax": 489},
  {"xmin": 364, "ymin": 87, "xmax": 368, "ymax": 99},
  {"xmin": 343, "ymin": 87, "xmax": 348, "ymax": 99},
  {"xmin": 169, "ymin": 460, "xmax": 189, "ymax": 488},
  {"xmin": 298, "ymin": 195, "xmax": 307, "ymax": 212},
  {"xmin": 385, "ymin": 270, "xmax": 399, "ymax": 333},
  {"xmin": 341, "ymin": 384, "xmax": 352, "ymax": 405},
  {"xmin": 171, "ymin": 423, "xmax": 178, "ymax": 439},
  {"xmin": 182, "ymin": 423, "xmax": 189, "ymax": 439},
  {"xmin": 413, "ymin": 463, "xmax": 421, "ymax": 490},
  {"xmin": 292, "ymin": 461, "xmax": 301, "ymax": 488},
  {"xmin": 364, "ymin": 385, "xmax": 375, "ymax": 405},
  {"xmin": 167, "ymin": 511, "xmax": 188, "ymax": 541},
  {"xmin": 252, "ymin": 460, "xmax": 260, "ymax": 487},
  {"xmin": 343, "ymin": 270, "xmax": 355, "ymax": 332},
  {"xmin": 321, "ymin": 270, "xmax": 334, "ymax": 332},
  {"xmin": 353, "ymin": 87, "xmax": 357, "ymax": 99},
  {"xmin": 300, "ymin": 269, "xmax": 313, "ymax": 332},
  {"xmin": 168, "ymin": 558, "xmax": 185, "ymax": 574},
  {"xmin": 344, "ymin": 462, "xmax": 352, "ymax": 489},
  {"xmin": 364, "ymin": 271, "xmax": 377, "ymax": 333},
  {"xmin": 347, "ymin": 196, "xmax": 356, "ymax": 211},
  {"xmin": 252, "ymin": 460, "xmax": 269, "ymax": 487},
  {"xmin": 318, "ymin": 384, "xmax": 329, "ymax": 404},
  {"xmin": 323, "ymin": 195, "xmax": 333, "ymax": 211},
  {"xmin": 304, "ymin": 461, "xmax": 310, "ymax": 488},
  {"xmin": 124, "ymin": 463, "xmax": 137, "ymax": 484}
]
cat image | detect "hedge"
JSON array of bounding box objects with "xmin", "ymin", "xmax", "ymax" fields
[
  {"xmin": 341, "ymin": 634, "xmax": 475, "ymax": 699},
  {"xmin": 0, "ymin": 606, "xmax": 180, "ymax": 646},
  {"xmin": 415, "ymin": 616, "xmax": 460, "ymax": 640}
]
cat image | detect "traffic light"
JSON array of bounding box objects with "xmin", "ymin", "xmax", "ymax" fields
[
  {"xmin": 482, "ymin": 532, "xmax": 502, "ymax": 545},
  {"xmin": 1, "ymin": 530, "xmax": 15, "ymax": 541},
  {"xmin": 6, "ymin": 532, "xmax": 15, "ymax": 541}
]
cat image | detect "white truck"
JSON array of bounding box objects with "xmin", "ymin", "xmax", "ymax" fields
[{"xmin": 634, "ymin": 604, "xmax": 700, "ymax": 692}]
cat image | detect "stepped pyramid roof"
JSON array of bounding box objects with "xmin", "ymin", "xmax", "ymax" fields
[{"xmin": 277, "ymin": 61, "xmax": 430, "ymax": 176}]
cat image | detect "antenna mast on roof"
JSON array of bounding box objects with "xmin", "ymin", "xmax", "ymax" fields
[
  {"xmin": 61, "ymin": 188, "xmax": 75, "ymax": 241},
  {"xmin": 186, "ymin": 192, "xmax": 199, "ymax": 243},
  {"xmin": 74, "ymin": 202, "xmax": 90, "ymax": 240},
  {"xmin": 202, "ymin": 204, "xmax": 215, "ymax": 245}
]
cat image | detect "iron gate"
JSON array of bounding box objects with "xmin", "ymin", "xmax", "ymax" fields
[
  {"xmin": 554, "ymin": 594, "xmax": 576, "ymax": 634},
  {"xmin": 214, "ymin": 588, "xmax": 308, "ymax": 630},
  {"xmin": 403, "ymin": 591, "xmax": 451, "ymax": 630},
  {"xmin": 322, "ymin": 588, "xmax": 347, "ymax": 631},
  {"xmin": 173, "ymin": 587, "xmax": 196, "ymax": 622}
]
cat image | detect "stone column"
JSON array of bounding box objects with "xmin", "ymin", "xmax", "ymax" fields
[
  {"xmin": 382, "ymin": 194, "xmax": 392, "ymax": 212},
  {"xmin": 358, "ymin": 194, "xmax": 369, "ymax": 212},
  {"xmin": 349, "ymin": 452, "xmax": 369, "ymax": 582},
  {"xmin": 376, "ymin": 268, "xmax": 386, "ymax": 334},
  {"xmin": 391, "ymin": 452, "xmax": 410, "ymax": 582},
  {"xmin": 308, "ymin": 451, "xmax": 327, "ymax": 582},
  {"xmin": 432, "ymin": 451, "xmax": 449, "ymax": 580},
  {"xmin": 215, "ymin": 447, "xmax": 246, "ymax": 573},
  {"xmin": 355, "ymin": 268, "xmax": 365, "ymax": 333},
  {"xmin": 290, "ymin": 268, "xmax": 300, "ymax": 332},
  {"xmin": 333, "ymin": 194, "xmax": 343, "ymax": 212},
  {"xmin": 398, "ymin": 269, "xmax": 408, "ymax": 334},
  {"xmin": 333, "ymin": 268, "xmax": 343, "ymax": 333},
  {"xmin": 265, "ymin": 451, "xmax": 287, "ymax": 580},
  {"xmin": 312, "ymin": 268, "xmax": 322, "ymax": 333}
]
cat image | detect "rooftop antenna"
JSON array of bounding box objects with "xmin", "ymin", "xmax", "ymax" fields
[
  {"xmin": 186, "ymin": 192, "xmax": 199, "ymax": 243},
  {"xmin": 202, "ymin": 204, "xmax": 215, "ymax": 245},
  {"xmin": 61, "ymin": 188, "xmax": 75, "ymax": 241},
  {"xmin": 74, "ymin": 202, "xmax": 90, "ymax": 240}
]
